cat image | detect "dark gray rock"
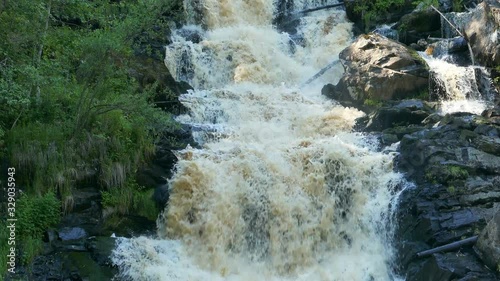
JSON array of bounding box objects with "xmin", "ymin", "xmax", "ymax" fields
[
  {"xmin": 410, "ymin": 252, "xmax": 497, "ymax": 281},
  {"xmin": 58, "ymin": 227, "xmax": 88, "ymax": 241},
  {"xmin": 86, "ymin": 236, "xmax": 116, "ymax": 266},
  {"xmin": 396, "ymin": 8, "xmax": 441, "ymax": 45},
  {"xmin": 475, "ymin": 211, "xmax": 500, "ymax": 272},
  {"xmin": 395, "ymin": 112, "xmax": 500, "ymax": 280}
]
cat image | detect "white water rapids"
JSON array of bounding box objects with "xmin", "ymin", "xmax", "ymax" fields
[
  {"xmin": 112, "ymin": 1, "xmax": 407, "ymax": 280},
  {"xmin": 421, "ymin": 53, "xmax": 496, "ymax": 115}
]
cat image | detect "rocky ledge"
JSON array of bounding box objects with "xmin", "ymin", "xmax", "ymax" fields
[
  {"xmin": 394, "ymin": 109, "xmax": 500, "ymax": 280},
  {"xmin": 321, "ymin": 6, "xmax": 500, "ymax": 278}
]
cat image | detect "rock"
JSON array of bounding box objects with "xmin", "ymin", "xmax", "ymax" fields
[
  {"xmin": 409, "ymin": 252, "xmax": 497, "ymax": 281},
  {"xmin": 427, "ymin": 37, "xmax": 470, "ymax": 65},
  {"xmin": 360, "ymin": 100, "xmax": 432, "ymax": 132},
  {"xmin": 43, "ymin": 229, "xmax": 58, "ymax": 243},
  {"xmin": 475, "ymin": 211, "xmax": 500, "ymax": 272},
  {"xmin": 323, "ymin": 33, "xmax": 429, "ymax": 106},
  {"xmin": 70, "ymin": 187, "xmax": 101, "ymax": 213},
  {"xmin": 29, "ymin": 254, "xmax": 64, "ymax": 281},
  {"xmin": 463, "ymin": 0, "xmax": 500, "ymax": 68},
  {"xmin": 86, "ymin": 236, "xmax": 116, "ymax": 266},
  {"xmin": 354, "ymin": 99, "xmax": 435, "ymax": 146},
  {"xmin": 395, "ymin": 112, "xmax": 500, "ymax": 279},
  {"xmin": 344, "ymin": 0, "xmax": 415, "ymax": 32},
  {"xmin": 397, "ymin": 8, "xmax": 441, "ymax": 45},
  {"xmin": 63, "ymin": 252, "xmax": 115, "ymax": 281},
  {"xmin": 58, "ymin": 227, "xmax": 88, "ymax": 241}
]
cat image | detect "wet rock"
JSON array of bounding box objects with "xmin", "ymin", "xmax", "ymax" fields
[
  {"xmin": 71, "ymin": 187, "xmax": 101, "ymax": 213},
  {"xmin": 63, "ymin": 251, "xmax": 115, "ymax": 281},
  {"xmin": 396, "ymin": 8, "xmax": 441, "ymax": 45},
  {"xmin": 58, "ymin": 227, "xmax": 88, "ymax": 241},
  {"xmin": 86, "ymin": 236, "xmax": 116, "ymax": 266},
  {"xmin": 44, "ymin": 229, "xmax": 58, "ymax": 243},
  {"xmin": 59, "ymin": 201, "xmax": 101, "ymax": 236},
  {"xmin": 344, "ymin": 0, "xmax": 415, "ymax": 32},
  {"xmin": 395, "ymin": 112, "xmax": 500, "ymax": 279},
  {"xmin": 323, "ymin": 34, "xmax": 429, "ymax": 106},
  {"xmin": 29, "ymin": 254, "xmax": 64, "ymax": 281},
  {"xmin": 475, "ymin": 211, "xmax": 500, "ymax": 272},
  {"xmin": 463, "ymin": 0, "xmax": 500, "ymax": 68},
  {"xmin": 354, "ymin": 99, "xmax": 435, "ymax": 145},
  {"xmin": 409, "ymin": 252, "xmax": 497, "ymax": 281},
  {"xmin": 362, "ymin": 101, "xmax": 431, "ymax": 132},
  {"xmin": 426, "ymin": 37, "xmax": 471, "ymax": 66}
]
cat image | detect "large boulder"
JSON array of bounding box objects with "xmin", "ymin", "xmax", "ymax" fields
[
  {"xmin": 475, "ymin": 211, "xmax": 500, "ymax": 273},
  {"xmin": 323, "ymin": 33, "xmax": 429, "ymax": 106},
  {"xmin": 463, "ymin": 0, "xmax": 500, "ymax": 67},
  {"xmin": 396, "ymin": 8, "xmax": 441, "ymax": 45}
]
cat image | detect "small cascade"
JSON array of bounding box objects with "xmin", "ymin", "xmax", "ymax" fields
[
  {"xmin": 440, "ymin": 11, "xmax": 471, "ymax": 39},
  {"xmin": 421, "ymin": 4, "xmax": 498, "ymax": 116},
  {"xmin": 422, "ymin": 53, "xmax": 497, "ymax": 115},
  {"xmin": 373, "ymin": 24, "xmax": 399, "ymax": 41}
]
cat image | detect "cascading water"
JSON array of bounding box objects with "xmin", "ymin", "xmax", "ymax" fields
[
  {"xmin": 423, "ymin": 53, "xmax": 497, "ymax": 115},
  {"xmin": 112, "ymin": 1, "xmax": 407, "ymax": 280},
  {"xmin": 423, "ymin": 5, "xmax": 498, "ymax": 115}
]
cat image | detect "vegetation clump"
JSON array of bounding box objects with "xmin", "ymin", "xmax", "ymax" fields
[
  {"xmin": 0, "ymin": 0, "xmax": 185, "ymax": 271},
  {"xmin": 425, "ymin": 164, "xmax": 469, "ymax": 184}
]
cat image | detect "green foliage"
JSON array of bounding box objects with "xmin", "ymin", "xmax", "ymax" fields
[
  {"xmin": 447, "ymin": 185, "xmax": 456, "ymax": 194},
  {"xmin": 2, "ymin": 0, "xmax": 184, "ymax": 214},
  {"xmin": 413, "ymin": 89, "xmax": 429, "ymax": 100},
  {"xmin": 0, "ymin": 221, "xmax": 8, "ymax": 278},
  {"xmin": 447, "ymin": 166, "xmax": 469, "ymax": 179},
  {"xmin": 0, "ymin": 0, "xmax": 185, "ymax": 275},
  {"xmin": 17, "ymin": 192, "xmax": 61, "ymax": 238},
  {"xmin": 414, "ymin": 0, "xmax": 439, "ymax": 8},
  {"xmin": 101, "ymin": 179, "xmax": 159, "ymax": 221},
  {"xmin": 20, "ymin": 236, "xmax": 43, "ymax": 265},
  {"xmin": 363, "ymin": 98, "xmax": 383, "ymax": 107},
  {"xmin": 353, "ymin": 0, "xmax": 406, "ymax": 31},
  {"xmin": 354, "ymin": 0, "xmax": 443, "ymax": 31},
  {"xmin": 425, "ymin": 165, "xmax": 469, "ymax": 184},
  {"xmin": 452, "ymin": 0, "xmax": 464, "ymax": 12}
]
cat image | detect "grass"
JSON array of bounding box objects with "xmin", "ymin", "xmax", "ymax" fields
[{"xmin": 101, "ymin": 179, "xmax": 159, "ymax": 221}]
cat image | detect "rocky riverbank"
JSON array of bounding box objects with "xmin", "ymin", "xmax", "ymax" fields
[{"xmin": 324, "ymin": 1, "xmax": 500, "ymax": 279}]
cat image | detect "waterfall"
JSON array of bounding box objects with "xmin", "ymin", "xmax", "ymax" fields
[
  {"xmin": 421, "ymin": 54, "xmax": 497, "ymax": 116},
  {"xmin": 112, "ymin": 1, "xmax": 407, "ymax": 280}
]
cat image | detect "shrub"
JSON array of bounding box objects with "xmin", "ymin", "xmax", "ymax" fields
[
  {"xmin": 101, "ymin": 179, "xmax": 159, "ymax": 221},
  {"xmin": 17, "ymin": 192, "xmax": 61, "ymax": 239}
]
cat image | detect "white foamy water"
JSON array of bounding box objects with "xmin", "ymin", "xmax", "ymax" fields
[
  {"xmin": 112, "ymin": 1, "xmax": 406, "ymax": 280},
  {"xmin": 421, "ymin": 54, "xmax": 495, "ymax": 115}
]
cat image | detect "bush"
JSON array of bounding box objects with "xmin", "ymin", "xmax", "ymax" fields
[
  {"xmin": 101, "ymin": 179, "xmax": 159, "ymax": 221},
  {"xmin": 17, "ymin": 192, "xmax": 61, "ymax": 239}
]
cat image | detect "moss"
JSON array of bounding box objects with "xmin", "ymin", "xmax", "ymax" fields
[
  {"xmin": 447, "ymin": 185, "xmax": 456, "ymax": 194},
  {"xmin": 363, "ymin": 98, "xmax": 384, "ymax": 107},
  {"xmin": 452, "ymin": 0, "xmax": 464, "ymax": 12},
  {"xmin": 408, "ymin": 47, "xmax": 429, "ymax": 70},
  {"xmin": 447, "ymin": 166, "xmax": 469, "ymax": 179},
  {"xmin": 413, "ymin": 89, "xmax": 430, "ymax": 100},
  {"xmin": 425, "ymin": 165, "xmax": 469, "ymax": 185}
]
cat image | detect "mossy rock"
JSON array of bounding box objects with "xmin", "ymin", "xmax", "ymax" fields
[{"xmin": 425, "ymin": 164, "xmax": 470, "ymax": 184}]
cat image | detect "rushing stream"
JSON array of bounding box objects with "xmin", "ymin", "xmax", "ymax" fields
[
  {"xmin": 112, "ymin": 1, "xmax": 408, "ymax": 280},
  {"xmin": 422, "ymin": 53, "xmax": 496, "ymax": 115}
]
